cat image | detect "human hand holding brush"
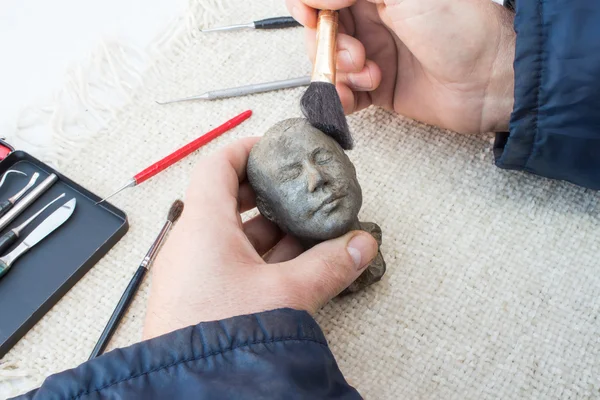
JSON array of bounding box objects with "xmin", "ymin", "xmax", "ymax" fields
[{"xmin": 287, "ymin": 0, "xmax": 516, "ymax": 134}]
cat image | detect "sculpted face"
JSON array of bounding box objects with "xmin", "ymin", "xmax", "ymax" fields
[{"xmin": 248, "ymin": 118, "xmax": 362, "ymax": 241}]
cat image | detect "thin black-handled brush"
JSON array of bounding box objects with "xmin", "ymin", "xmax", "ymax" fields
[
  {"xmin": 300, "ymin": 10, "xmax": 352, "ymax": 150},
  {"xmin": 88, "ymin": 200, "xmax": 184, "ymax": 360},
  {"xmin": 201, "ymin": 16, "xmax": 301, "ymax": 32}
]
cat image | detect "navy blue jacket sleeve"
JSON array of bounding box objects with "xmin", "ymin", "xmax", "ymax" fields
[
  {"xmin": 14, "ymin": 309, "xmax": 360, "ymax": 400},
  {"xmin": 494, "ymin": 0, "xmax": 600, "ymax": 189}
]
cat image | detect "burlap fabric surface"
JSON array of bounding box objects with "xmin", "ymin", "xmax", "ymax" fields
[{"xmin": 2, "ymin": 1, "xmax": 600, "ymax": 398}]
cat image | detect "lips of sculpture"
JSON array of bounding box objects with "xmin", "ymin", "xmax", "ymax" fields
[
  {"xmin": 314, "ymin": 194, "xmax": 344, "ymax": 214},
  {"xmin": 301, "ymin": 181, "xmax": 361, "ymax": 240}
]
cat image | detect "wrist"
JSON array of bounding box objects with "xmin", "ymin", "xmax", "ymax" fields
[{"xmin": 482, "ymin": 7, "xmax": 516, "ymax": 133}]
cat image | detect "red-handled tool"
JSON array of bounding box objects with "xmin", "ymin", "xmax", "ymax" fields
[{"xmin": 96, "ymin": 109, "xmax": 252, "ymax": 204}]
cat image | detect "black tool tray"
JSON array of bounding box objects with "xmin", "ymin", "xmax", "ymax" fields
[{"xmin": 0, "ymin": 151, "xmax": 128, "ymax": 357}]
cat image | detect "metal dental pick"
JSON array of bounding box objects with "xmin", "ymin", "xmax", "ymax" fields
[
  {"xmin": 156, "ymin": 76, "xmax": 311, "ymax": 105},
  {"xmin": 201, "ymin": 16, "xmax": 300, "ymax": 33},
  {"xmin": 0, "ymin": 170, "xmax": 26, "ymax": 189},
  {"xmin": 96, "ymin": 110, "xmax": 252, "ymax": 205},
  {"xmin": 0, "ymin": 172, "xmax": 40, "ymax": 217}
]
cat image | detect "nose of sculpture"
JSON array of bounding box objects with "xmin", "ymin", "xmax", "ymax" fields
[{"xmin": 306, "ymin": 162, "xmax": 328, "ymax": 193}]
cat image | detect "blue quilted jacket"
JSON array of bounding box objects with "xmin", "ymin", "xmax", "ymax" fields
[
  {"xmin": 15, "ymin": 1, "xmax": 600, "ymax": 399},
  {"xmin": 494, "ymin": 0, "xmax": 600, "ymax": 189}
]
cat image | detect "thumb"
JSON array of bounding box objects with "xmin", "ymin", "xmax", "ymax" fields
[{"xmin": 279, "ymin": 231, "xmax": 378, "ymax": 313}]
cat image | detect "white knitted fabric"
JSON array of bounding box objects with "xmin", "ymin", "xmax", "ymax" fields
[{"xmin": 2, "ymin": 0, "xmax": 600, "ymax": 398}]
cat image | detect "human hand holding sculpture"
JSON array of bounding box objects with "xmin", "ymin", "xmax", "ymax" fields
[
  {"xmin": 286, "ymin": 0, "xmax": 516, "ymax": 134},
  {"xmin": 143, "ymin": 138, "xmax": 378, "ymax": 340}
]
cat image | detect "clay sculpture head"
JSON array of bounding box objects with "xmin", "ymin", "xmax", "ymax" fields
[
  {"xmin": 247, "ymin": 118, "xmax": 386, "ymax": 294},
  {"xmin": 247, "ymin": 118, "xmax": 362, "ymax": 242}
]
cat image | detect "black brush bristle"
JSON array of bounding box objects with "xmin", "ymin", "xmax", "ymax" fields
[
  {"xmin": 167, "ymin": 199, "xmax": 184, "ymax": 223},
  {"xmin": 301, "ymin": 82, "xmax": 353, "ymax": 150}
]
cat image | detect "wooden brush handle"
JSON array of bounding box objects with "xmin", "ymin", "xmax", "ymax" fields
[{"xmin": 311, "ymin": 10, "xmax": 338, "ymax": 84}]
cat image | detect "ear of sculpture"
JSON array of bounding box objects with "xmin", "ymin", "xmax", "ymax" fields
[{"xmin": 256, "ymin": 195, "xmax": 277, "ymax": 224}]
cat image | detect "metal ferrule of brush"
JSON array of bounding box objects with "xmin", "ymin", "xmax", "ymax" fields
[
  {"xmin": 311, "ymin": 10, "xmax": 338, "ymax": 84},
  {"xmin": 140, "ymin": 220, "xmax": 172, "ymax": 269}
]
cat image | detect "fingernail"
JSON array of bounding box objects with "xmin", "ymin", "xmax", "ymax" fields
[
  {"xmin": 348, "ymin": 70, "xmax": 373, "ymax": 91},
  {"xmin": 338, "ymin": 50, "xmax": 355, "ymax": 69},
  {"xmin": 347, "ymin": 234, "xmax": 374, "ymax": 271}
]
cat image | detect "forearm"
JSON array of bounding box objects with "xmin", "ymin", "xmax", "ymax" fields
[
  {"xmin": 14, "ymin": 309, "xmax": 359, "ymax": 400},
  {"xmin": 482, "ymin": 4, "xmax": 516, "ymax": 133},
  {"xmin": 494, "ymin": 0, "xmax": 600, "ymax": 190}
]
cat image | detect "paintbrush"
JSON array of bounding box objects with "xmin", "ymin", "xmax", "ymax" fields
[
  {"xmin": 88, "ymin": 200, "xmax": 184, "ymax": 360},
  {"xmin": 300, "ymin": 10, "xmax": 352, "ymax": 150}
]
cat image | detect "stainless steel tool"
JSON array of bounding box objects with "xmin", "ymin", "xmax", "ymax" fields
[
  {"xmin": 156, "ymin": 76, "xmax": 311, "ymax": 105},
  {"xmin": 0, "ymin": 198, "xmax": 76, "ymax": 279},
  {"xmin": 0, "ymin": 170, "xmax": 26, "ymax": 189},
  {"xmin": 0, "ymin": 173, "xmax": 59, "ymax": 231},
  {"xmin": 0, "ymin": 193, "xmax": 66, "ymax": 255},
  {"xmin": 201, "ymin": 16, "xmax": 300, "ymax": 33},
  {"xmin": 0, "ymin": 172, "xmax": 40, "ymax": 217}
]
